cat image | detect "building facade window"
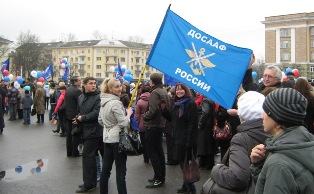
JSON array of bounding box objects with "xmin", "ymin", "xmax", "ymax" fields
[
  {"xmin": 311, "ymin": 27, "xmax": 314, "ymax": 35},
  {"xmin": 96, "ymin": 57, "xmax": 101, "ymax": 61},
  {"xmin": 281, "ymin": 41, "xmax": 291, "ymax": 48},
  {"xmin": 96, "ymin": 73, "xmax": 101, "ymax": 77},
  {"xmin": 280, "ymin": 28, "xmax": 291, "ymax": 37},
  {"xmin": 281, "ymin": 53, "xmax": 290, "ymax": 60},
  {"xmin": 310, "ymin": 66, "xmax": 314, "ymax": 72},
  {"xmin": 311, "ymin": 53, "xmax": 314, "ymax": 61},
  {"xmin": 121, "ymin": 50, "xmax": 125, "ymax": 54},
  {"xmin": 311, "ymin": 40, "xmax": 314, "ymax": 48},
  {"xmin": 121, "ymin": 57, "xmax": 125, "ymax": 62},
  {"xmin": 96, "ymin": 65, "xmax": 101, "ymax": 69},
  {"xmin": 96, "ymin": 49, "xmax": 101, "ymax": 53},
  {"xmin": 88, "ymin": 57, "xmax": 90, "ymax": 61}
]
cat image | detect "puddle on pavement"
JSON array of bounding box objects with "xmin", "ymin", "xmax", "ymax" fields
[{"xmin": 0, "ymin": 159, "xmax": 48, "ymax": 182}]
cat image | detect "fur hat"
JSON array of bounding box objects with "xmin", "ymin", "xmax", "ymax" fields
[
  {"xmin": 238, "ymin": 91, "xmax": 265, "ymax": 121},
  {"xmin": 263, "ymin": 88, "xmax": 307, "ymax": 127},
  {"xmin": 37, "ymin": 82, "xmax": 43, "ymax": 87}
]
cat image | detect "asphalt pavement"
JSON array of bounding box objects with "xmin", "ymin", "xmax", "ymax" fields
[{"xmin": 0, "ymin": 110, "xmax": 217, "ymax": 194}]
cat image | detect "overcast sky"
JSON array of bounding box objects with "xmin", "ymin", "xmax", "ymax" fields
[{"xmin": 0, "ymin": 0, "xmax": 313, "ymax": 58}]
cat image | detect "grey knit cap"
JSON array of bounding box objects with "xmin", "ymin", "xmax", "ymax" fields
[{"xmin": 263, "ymin": 88, "xmax": 307, "ymax": 127}]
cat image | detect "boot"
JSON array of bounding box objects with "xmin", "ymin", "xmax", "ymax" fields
[
  {"xmin": 96, "ymin": 156, "xmax": 102, "ymax": 182},
  {"xmin": 52, "ymin": 126, "xmax": 60, "ymax": 133}
]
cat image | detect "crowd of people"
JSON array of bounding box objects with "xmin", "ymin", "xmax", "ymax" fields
[{"xmin": 1, "ymin": 54, "xmax": 314, "ymax": 193}]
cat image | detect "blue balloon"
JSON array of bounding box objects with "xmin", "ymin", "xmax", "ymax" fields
[
  {"xmin": 65, "ymin": 63, "xmax": 69, "ymax": 68},
  {"xmin": 121, "ymin": 67, "xmax": 126, "ymax": 72},
  {"xmin": 124, "ymin": 74, "xmax": 133, "ymax": 82},
  {"xmin": 15, "ymin": 166, "xmax": 23, "ymax": 173},
  {"xmin": 126, "ymin": 70, "xmax": 132, "ymax": 75},
  {"xmin": 36, "ymin": 167, "xmax": 41, "ymax": 173},
  {"xmin": 37, "ymin": 71, "xmax": 42, "ymax": 78},
  {"xmin": 17, "ymin": 77, "xmax": 24, "ymax": 85},
  {"xmin": 285, "ymin": 68, "xmax": 292, "ymax": 74},
  {"xmin": 115, "ymin": 66, "xmax": 119, "ymax": 71},
  {"xmin": 3, "ymin": 76, "xmax": 9, "ymax": 82},
  {"xmin": 252, "ymin": 71, "xmax": 257, "ymax": 78}
]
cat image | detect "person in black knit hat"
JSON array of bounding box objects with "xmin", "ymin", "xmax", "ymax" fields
[{"xmin": 250, "ymin": 88, "xmax": 314, "ymax": 194}]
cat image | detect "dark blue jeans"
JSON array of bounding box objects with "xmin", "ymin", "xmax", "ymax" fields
[
  {"xmin": 100, "ymin": 143, "xmax": 127, "ymax": 194},
  {"xmin": 145, "ymin": 127, "xmax": 166, "ymax": 181},
  {"xmin": 23, "ymin": 108, "xmax": 31, "ymax": 124}
]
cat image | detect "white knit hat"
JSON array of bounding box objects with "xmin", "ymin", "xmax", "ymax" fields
[{"xmin": 237, "ymin": 91, "xmax": 265, "ymax": 121}]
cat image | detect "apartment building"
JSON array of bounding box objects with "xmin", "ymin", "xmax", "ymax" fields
[
  {"xmin": 262, "ymin": 12, "xmax": 314, "ymax": 79},
  {"xmin": 50, "ymin": 39, "xmax": 154, "ymax": 83}
]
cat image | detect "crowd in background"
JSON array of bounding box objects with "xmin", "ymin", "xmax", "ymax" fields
[{"xmin": 1, "ymin": 56, "xmax": 314, "ymax": 193}]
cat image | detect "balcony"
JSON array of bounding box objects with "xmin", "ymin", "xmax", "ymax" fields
[
  {"xmin": 106, "ymin": 61, "xmax": 117, "ymax": 65},
  {"xmin": 79, "ymin": 53, "xmax": 85, "ymax": 56},
  {"xmin": 135, "ymin": 70, "xmax": 141, "ymax": 74},
  {"xmin": 78, "ymin": 61, "xmax": 85, "ymax": 65},
  {"xmin": 78, "ymin": 69, "xmax": 86, "ymax": 73},
  {"xmin": 105, "ymin": 53, "xmax": 118, "ymax": 57},
  {"xmin": 134, "ymin": 54, "xmax": 141, "ymax": 58}
]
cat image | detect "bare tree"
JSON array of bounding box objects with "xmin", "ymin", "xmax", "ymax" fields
[
  {"xmin": 0, "ymin": 36, "xmax": 13, "ymax": 58},
  {"xmin": 92, "ymin": 31, "xmax": 107, "ymax": 40},
  {"xmin": 252, "ymin": 55, "xmax": 266, "ymax": 81},
  {"xmin": 13, "ymin": 31, "xmax": 43, "ymax": 78},
  {"xmin": 67, "ymin": 33, "xmax": 77, "ymax": 42},
  {"xmin": 128, "ymin": 35, "xmax": 144, "ymax": 43}
]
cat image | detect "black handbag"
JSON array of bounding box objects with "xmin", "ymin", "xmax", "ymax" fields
[
  {"xmin": 183, "ymin": 150, "xmax": 201, "ymax": 183},
  {"xmin": 71, "ymin": 125, "xmax": 81, "ymax": 137},
  {"xmin": 118, "ymin": 129, "xmax": 143, "ymax": 156},
  {"xmin": 31, "ymin": 108, "xmax": 36, "ymax": 116}
]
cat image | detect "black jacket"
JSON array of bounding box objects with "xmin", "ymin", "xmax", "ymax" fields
[
  {"xmin": 78, "ymin": 90, "xmax": 103, "ymax": 139},
  {"xmin": 65, "ymin": 85, "xmax": 82, "ymax": 120}
]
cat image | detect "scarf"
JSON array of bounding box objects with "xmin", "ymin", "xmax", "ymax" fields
[{"xmin": 174, "ymin": 97, "xmax": 191, "ymax": 118}]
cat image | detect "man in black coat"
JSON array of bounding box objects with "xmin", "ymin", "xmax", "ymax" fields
[
  {"xmin": 64, "ymin": 76, "xmax": 82, "ymax": 157},
  {"xmin": 74, "ymin": 77, "xmax": 103, "ymax": 193}
]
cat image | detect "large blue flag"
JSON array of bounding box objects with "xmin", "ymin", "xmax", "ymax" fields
[
  {"xmin": 146, "ymin": 7, "xmax": 253, "ymax": 109},
  {"xmin": 42, "ymin": 63, "xmax": 52, "ymax": 80},
  {"xmin": 1, "ymin": 58, "xmax": 10, "ymax": 76},
  {"xmin": 164, "ymin": 73, "xmax": 179, "ymax": 86}
]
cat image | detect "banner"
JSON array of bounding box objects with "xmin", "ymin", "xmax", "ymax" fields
[{"xmin": 146, "ymin": 7, "xmax": 252, "ymax": 108}]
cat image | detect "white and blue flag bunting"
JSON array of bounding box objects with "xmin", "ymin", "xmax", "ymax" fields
[{"xmin": 146, "ymin": 7, "xmax": 253, "ymax": 109}]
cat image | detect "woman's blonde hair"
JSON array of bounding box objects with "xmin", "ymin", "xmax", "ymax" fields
[{"xmin": 100, "ymin": 78, "xmax": 120, "ymax": 93}]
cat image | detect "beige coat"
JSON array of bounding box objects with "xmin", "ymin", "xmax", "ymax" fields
[{"xmin": 34, "ymin": 87, "xmax": 46, "ymax": 114}]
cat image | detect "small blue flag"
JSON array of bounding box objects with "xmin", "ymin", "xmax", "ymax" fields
[
  {"xmin": 146, "ymin": 7, "xmax": 252, "ymax": 108},
  {"xmin": 42, "ymin": 63, "xmax": 53, "ymax": 80},
  {"xmin": 116, "ymin": 59, "xmax": 123, "ymax": 79},
  {"xmin": 62, "ymin": 64, "xmax": 70, "ymax": 81},
  {"xmin": 1, "ymin": 58, "xmax": 10, "ymax": 76}
]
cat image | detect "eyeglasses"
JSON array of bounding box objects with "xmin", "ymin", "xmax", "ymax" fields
[{"xmin": 263, "ymin": 74, "xmax": 277, "ymax": 79}]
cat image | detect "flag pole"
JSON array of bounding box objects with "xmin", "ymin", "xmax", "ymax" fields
[{"xmin": 128, "ymin": 64, "xmax": 147, "ymax": 108}]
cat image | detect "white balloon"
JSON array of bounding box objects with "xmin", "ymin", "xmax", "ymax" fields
[
  {"xmin": 61, "ymin": 63, "xmax": 65, "ymax": 68},
  {"xmin": 8, "ymin": 74, "xmax": 13, "ymax": 80},
  {"xmin": 60, "ymin": 69, "xmax": 65, "ymax": 76},
  {"xmin": 110, "ymin": 66, "xmax": 115, "ymax": 72},
  {"xmin": 14, "ymin": 81, "xmax": 20, "ymax": 89},
  {"xmin": 31, "ymin": 70, "xmax": 37, "ymax": 78},
  {"xmin": 121, "ymin": 65, "xmax": 126, "ymax": 69}
]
